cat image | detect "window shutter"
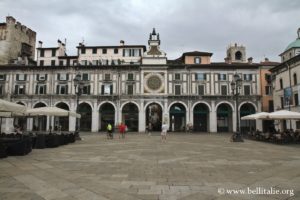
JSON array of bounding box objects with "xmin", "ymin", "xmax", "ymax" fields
[
  {"xmin": 204, "ymin": 73, "xmax": 207, "ymax": 80},
  {"xmin": 56, "ymin": 85, "xmax": 59, "ymax": 94},
  {"xmin": 57, "ymin": 74, "xmax": 60, "ymax": 81},
  {"xmin": 139, "ymin": 49, "xmax": 141, "ymax": 56},
  {"xmin": 123, "ymin": 49, "xmax": 125, "ymax": 56},
  {"xmin": 24, "ymin": 74, "xmax": 27, "ymax": 81},
  {"xmin": 45, "ymin": 74, "xmax": 48, "ymax": 80},
  {"xmin": 66, "ymin": 74, "xmax": 69, "ymax": 81},
  {"xmin": 15, "ymin": 85, "xmax": 18, "ymax": 94},
  {"xmin": 218, "ymin": 74, "xmax": 220, "ymax": 80},
  {"xmin": 16, "ymin": 74, "xmax": 19, "ymax": 81},
  {"xmin": 35, "ymin": 85, "xmax": 38, "ymax": 94},
  {"xmin": 195, "ymin": 74, "xmax": 198, "ymax": 80},
  {"xmin": 110, "ymin": 85, "xmax": 113, "ymax": 94},
  {"xmin": 249, "ymin": 74, "xmax": 252, "ymax": 81},
  {"xmin": 36, "ymin": 74, "xmax": 39, "ymax": 81},
  {"xmin": 3, "ymin": 74, "xmax": 6, "ymax": 81},
  {"xmin": 87, "ymin": 85, "xmax": 91, "ymax": 95},
  {"xmin": 244, "ymin": 74, "xmax": 246, "ymax": 80},
  {"xmin": 101, "ymin": 85, "xmax": 104, "ymax": 95},
  {"xmin": 44, "ymin": 85, "xmax": 47, "ymax": 94},
  {"xmin": 66, "ymin": 85, "xmax": 68, "ymax": 94}
]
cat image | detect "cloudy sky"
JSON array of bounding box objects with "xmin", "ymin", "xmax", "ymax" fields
[{"xmin": 1, "ymin": 0, "xmax": 299, "ymax": 62}]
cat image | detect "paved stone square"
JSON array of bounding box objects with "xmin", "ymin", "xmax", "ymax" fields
[{"xmin": 0, "ymin": 133, "xmax": 299, "ymax": 200}]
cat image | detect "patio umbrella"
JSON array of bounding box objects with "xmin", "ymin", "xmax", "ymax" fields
[
  {"xmin": 241, "ymin": 112, "xmax": 269, "ymax": 120},
  {"xmin": 268, "ymin": 110, "xmax": 300, "ymax": 120},
  {"xmin": 25, "ymin": 107, "xmax": 80, "ymax": 118},
  {"xmin": 0, "ymin": 99, "xmax": 27, "ymax": 132}
]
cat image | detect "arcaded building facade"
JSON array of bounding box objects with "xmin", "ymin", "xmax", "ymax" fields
[{"xmin": 0, "ymin": 29, "xmax": 262, "ymax": 133}]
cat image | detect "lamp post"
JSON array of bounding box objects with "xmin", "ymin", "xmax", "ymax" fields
[
  {"xmin": 73, "ymin": 73, "xmax": 83, "ymax": 140},
  {"xmin": 230, "ymin": 73, "xmax": 244, "ymax": 142}
]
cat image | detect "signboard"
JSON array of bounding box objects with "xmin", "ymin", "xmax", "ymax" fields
[{"xmin": 284, "ymin": 87, "xmax": 293, "ymax": 105}]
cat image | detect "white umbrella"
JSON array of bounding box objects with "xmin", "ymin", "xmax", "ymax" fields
[
  {"xmin": 241, "ymin": 112, "xmax": 269, "ymax": 120},
  {"xmin": 26, "ymin": 107, "xmax": 81, "ymax": 118},
  {"xmin": 268, "ymin": 110, "xmax": 300, "ymax": 120},
  {"xmin": 0, "ymin": 99, "xmax": 26, "ymax": 116}
]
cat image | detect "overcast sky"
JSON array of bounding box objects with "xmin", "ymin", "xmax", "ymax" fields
[{"xmin": 1, "ymin": 0, "xmax": 299, "ymax": 62}]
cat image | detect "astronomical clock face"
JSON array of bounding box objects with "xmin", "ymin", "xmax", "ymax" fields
[{"xmin": 144, "ymin": 73, "xmax": 165, "ymax": 93}]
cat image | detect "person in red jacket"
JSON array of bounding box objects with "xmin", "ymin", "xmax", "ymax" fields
[{"xmin": 119, "ymin": 123, "xmax": 126, "ymax": 139}]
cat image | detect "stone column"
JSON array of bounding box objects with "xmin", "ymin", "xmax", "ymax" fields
[
  {"xmin": 209, "ymin": 101, "xmax": 217, "ymax": 133},
  {"xmin": 91, "ymin": 101, "xmax": 98, "ymax": 132},
  {"xmin": 138, "ymin": 101, "xmax": 145, "ymax": 132},
  {"xmin": 232, "ymin": 102, "xmax": 237, "ymax": 132},
  {"xmin": 69, "ymin": 101, "xmax": 76, "ymax": 132}
]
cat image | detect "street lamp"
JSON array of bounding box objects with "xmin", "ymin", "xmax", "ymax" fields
[
  {"xmin": 73, "ymin": 73, "xmax": 84, "ymax": 140},
  {"xmin": 231, "ymin": 73, "xmax": 244, "ymax": 142}
]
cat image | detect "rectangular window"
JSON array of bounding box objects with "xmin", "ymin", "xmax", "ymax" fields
[
  {"xmin": 219, "ymin": 74, "xmax": 227, "ymax": 81},
  {"xmin": 56, "ymin": 84, "xmax": 68, "ymax": 95},
  {"xmin": 114, "ymin": 48, "xmax": 118, "ymax": 54},
  {"xmin": 17, "ymin": 74, "xmax": 26, "ymax": 81},
  {"xmin": 104, "ymin": 74, "xmax": 111, "ymax": 81},
  {"xmin": 221, "ymin": 85, "xmax": 227, "ymax": 95},
  {"xmin": 268, "ymin": 100, "xmax": 274, "ymax": 112},
  {"xmin": 175, "ymin": 85, "xmax": 181, "ymax": 95},
  {"xmin": 92, "ymin": 48, "xmax": 97, "ymax": 54},
  {"xmin": 36, "ymin": 84, "xmax": 47, "ymax": 95},
  {"xmin": 243, "ymin": 74, "xmax": 253, "ymax": 81},
  {"xmin": 124, "ymin": 49, "xmax": 130, "ymax": 57},
  {"xmin": 15, "ymin": 85, "xmax": 25, "ymax": 95},
  {"xmin": 102, "ymin": 48, "xmax": 107, "ymax": 54},
  {"xmin": 127, "ymin": 73, "xmax": 134, "ymax": 81},
  {"xmin": 82, "ymin": 85, "xmax": 91, "ymax": 95},
  {"xmin": 40, "ymin": 49, "xmax": 44, "ymax": 57},
  {"xmin": 40, "ymin": 60, "xmax": 44, "ymax": 66},
  {"xmin": 101, "ymin": 84, "xmax": 112, "ymax": 95},
  {"xmin": 295, "ymin": 93, "xmax": 299, "ymax": 106},
  {"xmin": 58, "ymin": 73, "xmax": 68, "ymax": 81},
  {"xmin": 59, "ymin": 60, "xmax": 64, "ymax": 66},
  {"xmin": 265, "ymin": 86, "xmax": 272, "ymax": 95},
  {"xmin": 127, "ymin": 85, "xmax": 133, "ymax": 95},
  {"xmin": 244, "ymin": 85, "xmax": 251, "ymax": 95},
  {"xmin": 265, "ymin": 74, "xmax": 272, "ymax": 83},
  {"xmin": 195, "ymin": 73, "xmax": 206, "ymax": 81},
  {"xmin": 174, "ymin": 73, "xmax": 181, "ymax": 80},
  {"xmin": 82, "ymin": 73, "xmax": 89, "ymax": 81},
  {"xmin": 51, "ymin": 60, "xmax": 55, "ymax": 66},
  {"xmin": 0, "ymin": 74, "xmax": 6, "ymax": 81},
  {"xmin": 198, "ymin": 85, "xmax": 204, "ymax": 95},
  {"xmin": 52, "ymin": 49, "xmax": 56, "ymax": 57},
  {"xmin": 81, "ymin": 48, "xmax": 86, "ymax": 54}
]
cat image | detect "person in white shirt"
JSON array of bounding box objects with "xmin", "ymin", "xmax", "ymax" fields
[{"xmin": 161, "ymin": 123, "xmax": 168, "ymax": 141}]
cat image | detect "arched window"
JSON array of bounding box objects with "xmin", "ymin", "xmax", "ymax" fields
[
  {"xmin": 235, "ymin": 51, "xmax": 242, "ymax": 60},
  {"xmin": 194, "ymin": 57, "xmax": 201, "ymax": 64},
  {"xmin": 294, "ymin": 73, "xmax": 297, "ymax": 85}
]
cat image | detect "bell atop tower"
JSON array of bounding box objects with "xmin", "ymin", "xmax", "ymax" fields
[
  {"xmin": 142, "ymin": 28, "xmax": 167, "ymax": 64},
  {"xmin": 149, "ymin": 28, "xmax": 160, "ymax": 45}
]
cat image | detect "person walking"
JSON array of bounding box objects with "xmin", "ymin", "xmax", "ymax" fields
[
  {"xmin": 107, "ymin": 123, "xmax": 113, "ymax": 139},
  {"xmin": 119, "ymin": 123, "xmax": 126, "ymax": 139},
  {"xmin": 161, "ymin": 122, "xmax": 168, "ymax": 141}
]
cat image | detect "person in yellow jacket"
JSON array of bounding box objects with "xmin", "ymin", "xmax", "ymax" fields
[{"xmin": 107, "ymin": 123, "xmax": 113, "ymax": 139}]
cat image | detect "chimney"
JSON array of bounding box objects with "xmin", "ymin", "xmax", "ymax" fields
[
  {"xmin": 247, "ymin": 57, "xmax": 253, "ymax": 64},
  {"xmin": 57, "ymin": 39, "xmax": 62, "ymax": 47},
  {"xmin": 38, "ymin": 41, "xmax": 43, "ymax": 48},
  {"xmin": 120, "ymin": 40, "xmax": 125, "ymax": 46}
]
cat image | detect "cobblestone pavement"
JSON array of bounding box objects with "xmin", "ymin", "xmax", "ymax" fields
[{"xmin": 0, "ymin": 133, "xmax": 299, "ymax": 200}]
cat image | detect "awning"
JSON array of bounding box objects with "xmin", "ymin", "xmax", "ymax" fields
[
  {"xmin": 0, "ymin": 99, "xmax": 26, "ymax": 117},
  {"xmin": 268, "ymin": 110, "xmax": 300, "ymax": 120},
  {"xmin": 241, "ymin": 112, "xmax": 270, "ymax": 120}
]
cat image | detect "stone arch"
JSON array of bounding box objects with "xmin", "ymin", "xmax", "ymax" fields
[
  {"xmin": 238, "ymin": 101, "xmax": 258, "ymax": 112},
  {"xmin": 192, "ymin": 101, "xmax": 212, "ymax": 112},
  {"xmin": 144, "ymin": 101, "xmax": 164, "ymax": 112},
  {"xmin": 168, "ymin": 101, "xmax": 188, "ymax": 112},
  {"xmin": 120, "ymin": 101, "xmax": 140, "ymax": 112},
  {"xmin": 215, "ymin": 101, "xmax": 234, "ymax": 112}
]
